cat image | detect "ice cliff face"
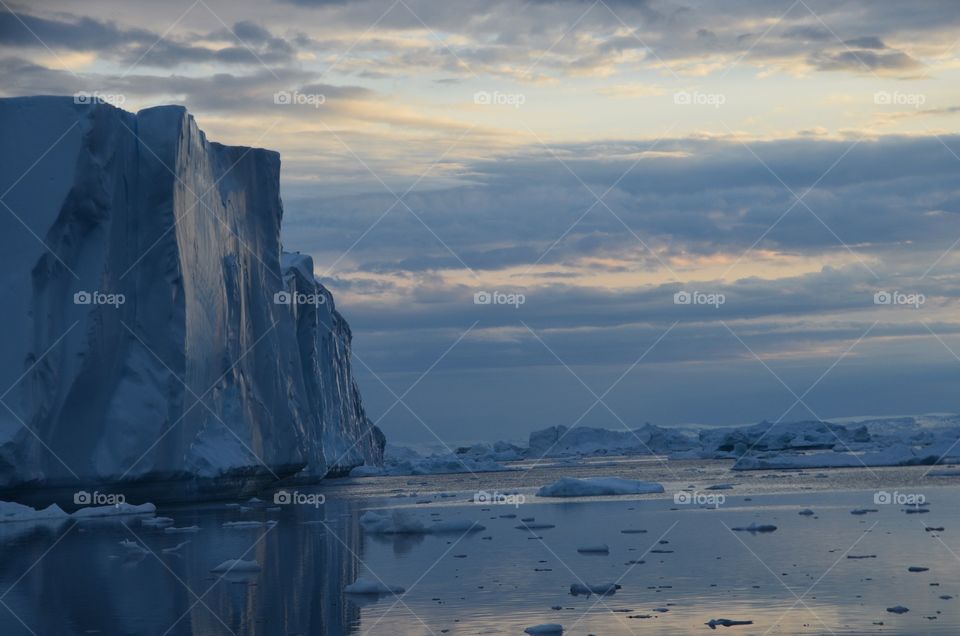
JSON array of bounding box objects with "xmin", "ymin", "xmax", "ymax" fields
[{"xmin": 0, "ymin": 96, "xmax": 382, "ymax": 493}]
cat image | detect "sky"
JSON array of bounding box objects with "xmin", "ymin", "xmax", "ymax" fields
[{"xmin": 3, "ymin": 0, "xmax": 960, "ymax": 446}]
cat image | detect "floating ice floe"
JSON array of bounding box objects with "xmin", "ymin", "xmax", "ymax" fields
[
  {"xmin": 72, "ymin": 503, "xmax": 156, "ymax": 518},
  {"xmin": 524, "ymin": 624, "xmax": 563, "ymax": 634},
  {"xmin": 706, "ymin": 618, "xmax": 754, "ymax": 629},
  {"xmin": 886, "ymin": 605, "xmax": 909, "ymax": 614},
  {"xmin": 570, "ymin": 582, "xmax": 620, "ymax": 596},
  {"xmin": 537, "ymin": 477, "xmax": 664, "ymax": 498},
  {"xmin": 345, "ymin": 577, "xmax": 405, "ymax": 595},
  {"xmin": 119, "ymin": 539, "xmax": 148, "ymax": 554},
  {"xmin": 731, "ymin": 523, "xmax": 777, "ymax": 533},
  {"xmin": 0, "ymin": 501, "xmax": 69, "ymax": 523},
  {"xmin": 222, "ymin": 520, "xmax": 277, "ymax": 529},
  {"xmin": 164, "ymin": 526, "xmax": 200, "ymax": 534},
  {"xmin": 161, "ymin": 541, "xmax": 190, "ymax": 554},
  {"xmin": 211, "ymin": 559, "xmax": 261, "ymax": 573},
  {"xmin": 359, "ymin": 509, "xmax": 485, "ymax": 535},
  {"xmin": 142, "ymin": 516, "xmax": 175, "ymax": 528},
  {"xmin": 576, "ymin": 544, "xmax": 610, "ymax": 554}
]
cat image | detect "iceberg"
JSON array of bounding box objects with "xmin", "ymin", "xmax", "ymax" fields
[
  {"xmin": 0, "ymin": 500, "xmax": 69, "ymax": 523},
  {"xmin": 0, "ymin": 97, "xmax": 383, "ymax": 495}
]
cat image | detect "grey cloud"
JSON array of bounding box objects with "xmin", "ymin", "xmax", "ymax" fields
[
  {"xmin": 0, "ymin": 10, "xmax": 300, "ymax": 69},
  {"xmin": 281, "ymin": 134, "xmax": 960, "ymax": 277},
  {"xmin": 0, "ymin": 11, "xmax": 154, "ymax": 48},
  {"xmin": 844, "ymin": 36, "xmax": 886, "ymax": 49},
  {"xmin": 812, "ymin": 49, "xmax": 921, "ymax": 73}
]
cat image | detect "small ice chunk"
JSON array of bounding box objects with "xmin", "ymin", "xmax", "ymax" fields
[
  {"xmin": 706, "ymin": 618, "xmax": 754, "ymax": 629},
  {"xmin": 850, "ymin": 509, "xmax": 878, "ymax": 515},
  {"xmin": 222, "ymin": 520, "xmax": 277, "ymax": 529},
  {"xmin": 577, "ymin": 544, "xmax": 610, "ymax": 553},
  {"xmin": 706, "ymin": 484, "xmax": 734, "ymax": 490},
  {"xmin": 798, "ymin": 509, "xmax": 815, "ymax": 516},
  {"xmin": 908, "ymin": 566, "xmax": 930, "ymax": 572},
  {"xmin": 119, "ymin": 539, "xmax": 148, "ymax": 554},
  {"xmin": 886, "ymin": 606, "xmax": 909, "ymax": 614},
  {"xmin": 161, "ymin": 541, "xmax": 190, "ymax": 554},
  {"xmin": 73, "ymin": 503, "xmax": 156, "ymax": 518},
  {"xmin": 731, "ymin": 523, "xmax": 777, "ymax": 533},
  {"xmin": 164, "ymin": 526, "xmax": 200, "ymax": 534},
  {"xmin": 570, "ymin": 582, "xmax": 620, "ymax": 596},
  {"xmin": 142, "ymin": 516, "xmax": 175, "ymax": 528},
  {"xmin": 524, "ymin": 624, "xmax": 563, "ymax": 635},
  {"xmin": 345, "ymin": 577, "xmax": 405, "ymax": 595}
]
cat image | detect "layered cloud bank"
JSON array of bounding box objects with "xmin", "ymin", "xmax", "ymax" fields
[{"xmin": 0, "ymin": 96, "xmax": 383, "ymax": 494}]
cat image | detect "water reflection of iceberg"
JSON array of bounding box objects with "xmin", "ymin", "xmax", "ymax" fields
[{"xmin": 0, "ymin": 497, "xmax": 365, "ymax": 635}]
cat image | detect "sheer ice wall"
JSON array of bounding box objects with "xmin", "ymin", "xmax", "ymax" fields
[{"xmin": 0, "ymin": 96, "xmax": 383, "ymax": 491}]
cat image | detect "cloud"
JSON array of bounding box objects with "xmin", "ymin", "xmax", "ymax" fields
[
  {"xmin": 0, "ymin": 10, "xmax": 301, "ymax": 69},
  {"xmin": 7, "ymin": 1, "xmax": 959, "ymax": 84},
  {"xmin": 812, "ymin": 49, "xmax": 922, "ymax": 74},
  {"xmin": 282, "ymin": 134, "xmax": 960, "ymax": 284}
]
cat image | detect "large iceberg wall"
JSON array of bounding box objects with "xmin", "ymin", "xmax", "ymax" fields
[{"xmin": 0, "ymin": 96, "xmax": 382, "ymax": 493}]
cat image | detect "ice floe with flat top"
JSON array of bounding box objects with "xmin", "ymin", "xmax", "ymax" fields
[{"xmin": 72, "ymin": 503, "xmax": 156, "ymax": 518}]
